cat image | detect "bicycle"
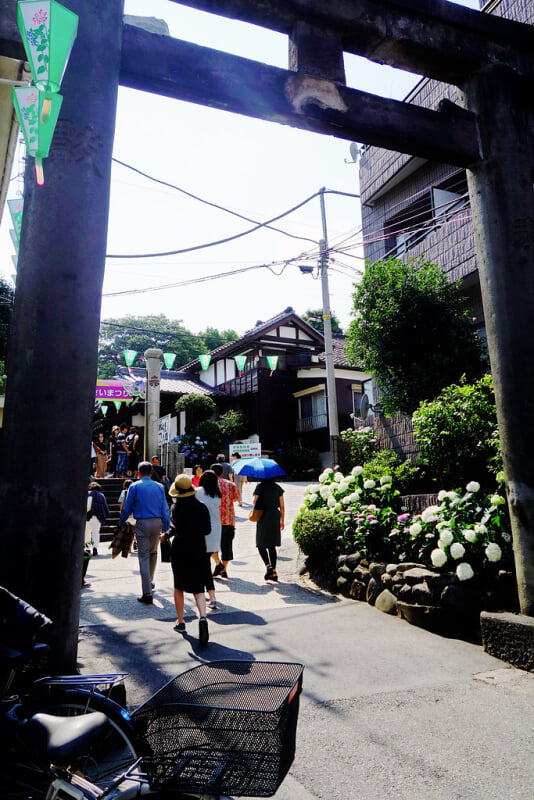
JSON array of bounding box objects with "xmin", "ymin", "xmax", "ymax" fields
[{"xmin": 2, "ymin": 659, "xmax": 304, "ymax": 800}]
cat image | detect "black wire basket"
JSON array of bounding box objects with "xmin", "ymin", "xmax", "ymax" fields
[{"xmin": 131, "ymin": 660, "xmax": 304, "ymax": 797}]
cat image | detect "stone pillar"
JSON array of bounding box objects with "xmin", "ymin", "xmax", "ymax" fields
[
  {"xmin": 144, "ymin": 348, "xmax": 163, "ymax": 462},
  {"xmin": 0, "ymin": 0, "xmax": 124, "ymax": 671},
  {"xmin": 463, "ymin": 64, "xmax": 534, "ymax": 616}
]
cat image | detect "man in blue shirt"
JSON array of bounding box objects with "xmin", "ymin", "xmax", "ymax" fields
[{"xmin": 119, "ymin": 461, "xmax": 170, "ymax": 604}]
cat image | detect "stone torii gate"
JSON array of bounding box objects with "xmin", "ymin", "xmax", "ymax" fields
[{"xmin": 1, "ymin": 0, "xmax": 533, "ymax": 669}]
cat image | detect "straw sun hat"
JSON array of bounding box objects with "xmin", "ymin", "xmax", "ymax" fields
[{"xmin": 169, "ymin": 473, "xmax": 196, "ymax": 498}]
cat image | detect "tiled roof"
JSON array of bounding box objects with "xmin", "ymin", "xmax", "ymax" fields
[
  {"xmin": 117, "ymin": 367, "xmax": 221, "ymax": 396},
  {"xmin": 317, "ymin": 337, "xmax": 358, "ymax": 368}
]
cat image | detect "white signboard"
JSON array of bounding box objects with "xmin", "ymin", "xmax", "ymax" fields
[
  {"xmin": 158, "ymin": 414, "xmax": 172, "ymax": 446},
  {"xmin": 229, "ymin": 441, "xmax": 262, "ymax": 458}
]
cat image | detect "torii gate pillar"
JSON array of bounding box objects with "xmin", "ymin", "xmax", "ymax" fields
[
  {"xmin": 0, "ymin": 0, "xmax": 124, "ymax": 670},
  {"xmin": 464, "ymin": 64, "xmax": 534, "ymax": 616}
]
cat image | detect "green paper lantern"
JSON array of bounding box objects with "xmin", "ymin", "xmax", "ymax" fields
[
  {"xmin": 8, "ymin": 198, "xmax": 23, "ymax": 240},
  {"xmin": 100, "ymin": 405, "xmax": 108, "ymax": 416},
  {"xmin": 12, "ymin": 86, "xmax": 62, "ymax": 184},
  {"xmin": 10, "ymin": 230, "xmax": 19, "ymax": 254},
  {"xmin": 17, "ymin": 2, "xmax": 78, "ymax": 98},
  {"xmin": 123, "ymin": 349, "xmax": 137, "ymax": 367},
  {"xmin": 163, "ymin": 352, "xmax": 176, "ymax": 370},
  {"xmin": 113, "ymin": 400, "xmax": 122, "ymax": 412},
  {"xmin": 266, "ymin": 355, "xmax": 279, "ymax": 372},
  {"xmin": 234, "ymin": 355, "xmax": 247, "ymax": 374},
  {"xmin": 12, "ymin": 256, "xmax": 18, "ymax": 271},
  {"xmin": 199, "ymin": 354, "xmax": 211, "ymax": 371}
]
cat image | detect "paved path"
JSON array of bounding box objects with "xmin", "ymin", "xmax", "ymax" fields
[{"xmin": 79, "ymin": 481, "xmax": 534, "ymax": 800}]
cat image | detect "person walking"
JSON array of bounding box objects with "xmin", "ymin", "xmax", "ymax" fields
[
  {"xmin": 109, "ymin": 425, "xmax": 120, "ymax": 477},
  {"xmin": 195, "ymin": 470, "xmax": 221, "ymax": 609},
  {"xmin": 86, "ymin": 482, "xmax": 110, "ymax": 556},
  {"xmin": 118, "ymin": 461, "xmax": 170, "ymax": 605},
  {"xmin": 211, "ymin": 463, "xmax": 239, "ymax": 578},
  {"xmin": 126, "ymin": 426, "xmax": 140, "ymax": 478},
  {"xmin": 167, "ymin": 474, "xmax": 211, "ymax": 644},
  {"xmin": 216, "ymin": 453, "xmax": 233, "ymax": 481},
  {"xmin": 251, "ymin": 477, "xmax": 285, "ymax": 582},
  {"xmin": 231, "ymin": 453, "xmax": 247, "ymax": 506}
]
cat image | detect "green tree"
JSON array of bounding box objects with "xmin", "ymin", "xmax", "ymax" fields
[
  {"xmin": 0, "ymin": 277, "xmax": 14, "ymax": 365},
  {"xmin": 346, "ymin": 256, "xmax": 484, "ymax": 415},
  {"xmin": 98, "ymin": 315, "xmax": 237, "ymax": 378},
  {"xmin": 302, "ymin": 308, "xmax": 343, "ymax": 334},
  {"xmin": 175, "ymin": 393, "xmax": 216, "ymax": 433}
]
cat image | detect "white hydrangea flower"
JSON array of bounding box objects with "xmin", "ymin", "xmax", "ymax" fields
[
  {"xmin": 409, "ymin": 522, "xmax": 422, "ymax": 537},
  {"xmin": 308, "ymin": 493, "xmax": 318, "ymax": 504},
  {"xmin": 319, "ymin": 485, "xmax": 331, "ymax": 500},
  {"xmin": 351, "ymin": 466, "xmax": 364, "ymax": 476},
  {"xmin": 466, "ymin": 481, "xmax": 480, "ymax": 493},
  {"xmin": 367, "ymin": 504, "xmax": 377, "ymax": 511},
  {"xmin": 436, "ymin": 520, "xmax": 451, "ymax": 531},
  {"xmin": 342, "ymin": 495, "xmax": 353, "ymax": 505},
  {"xmin": 380, "ymin": 475, "xmax": 393, "ymax": 485},
  {"xmin": 339, "ymin": 481, "xmax": 350, "ymax": 493},
  {"xmin": 485, "ymin": 543, "xmax": 503, "ymax": 562},
  {"xmin": 422, "ymin": 505, "xmax": 440, "ymax": 523},
  {"xmin": 335, "ymin": 503, "xmax": 342, "ymax": 512},
  {"xmin": 456, "ymin": 562, "xmax": 475, "ymax": 581},
  {"xmin": 439, "ymin": 529, "xmax": 454, "ymax": 546},
  {"xmin": 318, "ymin": 471, "xmax": 328, "ymax": 483},
  {"xmin": 364, "ymin": 479, "xmax": 376, "ymax": 490},
  {"xmin": 450, "ymin": 542, "xmax": 466, "ymax": 560},
  {"xmin": 474, "ymin": 523, "xmax": 487, "ymax": 535},
  {"xmin": 334, "ymin": 471, "xmax": 344, "ymax": 483},
  {"xmin": 299, "ymin": 505, "xmax": 307, "ymax": 513},
  {"xmin": 327, "ymin": 495, "xmax": 336, "ymax": 508},
  {"xmin": 349, "ymin": 491, "xmax": 361, "ymax": 503},
  {"xmin": 431, "ymin": 548, "xmax": 448, "ymax": 568},
  {"xmin": 490, "ymin": 495, "xmax": 506, "ymax": 506},
  {"xmin": 502, "ymin": 532, "xmax": 512, "ymax": 543},
  {"xmin": 463, "ymin": 529, "xmax": 477, "ymax": 543},
  {"xmin": 437, "ymin": 490, "xmax": 448, "ymax": 502}
]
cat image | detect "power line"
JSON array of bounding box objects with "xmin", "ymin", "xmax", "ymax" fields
[{"xmin": 112, "ymin": 157, "xmax": 319, "ymax": 247}]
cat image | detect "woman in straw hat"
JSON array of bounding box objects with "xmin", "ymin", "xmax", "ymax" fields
[{"xmin": 168, "ymin": 474, "xmax": 211, "ymax": 644}]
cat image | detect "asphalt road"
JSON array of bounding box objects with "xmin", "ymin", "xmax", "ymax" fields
[{"xmin": 79, "ymin": 481, "xmax": 534, "ymax": 800}]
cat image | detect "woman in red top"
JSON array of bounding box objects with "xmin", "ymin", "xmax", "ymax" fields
[{"xmin": 191, "ymin": 464, "xmax": 203, "ymax": 487}]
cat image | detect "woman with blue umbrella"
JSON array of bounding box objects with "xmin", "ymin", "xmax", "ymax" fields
[{"xmin": 237, "ymin": 458, "xmax": 286, "ymax": 582}]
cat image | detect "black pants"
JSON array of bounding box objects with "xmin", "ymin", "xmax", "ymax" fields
[{"xmin": 258, "ymin": 546, "xmax": 277, "ymax": 570}]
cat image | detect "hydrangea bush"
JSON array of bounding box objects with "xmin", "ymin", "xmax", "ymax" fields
[
  {"xmin": 296, "ymin": 467, "xmax": 513, "ymax": 586},
  {"xmin": 170, "ymin": 434, "xmax": 208, "ymax": 466}
]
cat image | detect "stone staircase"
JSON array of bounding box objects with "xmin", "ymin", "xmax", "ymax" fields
[{"xmin": 97, "ymin": 478, "xmax": 124, "ymax": 541}]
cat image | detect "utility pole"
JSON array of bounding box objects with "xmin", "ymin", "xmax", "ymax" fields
[{"xmin": 319, "ymin": 187, "xmax": 339, "ymax": 468}]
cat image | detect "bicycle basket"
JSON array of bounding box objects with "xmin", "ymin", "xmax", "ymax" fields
[{"xmin": 131, "ymin": 660, "xmax": 304, "ymax": 797}]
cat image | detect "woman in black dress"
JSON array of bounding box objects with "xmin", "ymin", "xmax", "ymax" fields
[
  {"xmin": 168, "ymin": 474, "xmax": 211, "ymax": 644},
  {"xmin": 251, "ymin": 478, "xmax": 285, "ymax": 582}
]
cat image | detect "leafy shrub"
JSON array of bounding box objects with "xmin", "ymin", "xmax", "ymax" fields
[
  {"xmin": 339, "ymin": 426, "xmax": 378, "ymax": 472},
  {"xmin": 412, "ymin": 374, "xmax": 500, "ymax": 489},
  {"xmin": 217, "ymin": 409, "xmax": 248, "ymax": 439},
  {"xmin": 293, "ymin": 509, "xmax": 344, "ymax": 562},
  {"xmin": 175, "ymin": 394, "xmax": 216, "ymax": 432},
  {"xmin": 195, "ymin": 420, "xmax": 221, "ymax": 453},
  {"xmin": 361, "ymin": 450, "xmax": 427, "ymax": 495}
]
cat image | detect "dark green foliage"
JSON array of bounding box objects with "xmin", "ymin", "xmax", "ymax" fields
[
  {"xmin": 194, "ymin": 420, "xmax": 221, "ymax": 453},
  {"xmin": 98, "ymin": 315, "xmax": 237, "ymax": 378},
  {"xmin": 360, "ymin": 450, "xmax": 421, "ymax": 495},
  {"xmin": 275, "ymin": 442, "xmax": 321, "ymax": 476},
  {"xmin": 217, "ymin": 409, "xmax": 248, "ymax": 440},
  {"xmin": 293, "ymin": 509, "xmax": 344, "ymax": 561},
  {"xmin": 412, "ymin": 374, "xmax": 500, "ymax": 489},
  {"xmin": 175, "ymin": 394, "xmax": 216, "ymax": 432},
  {"xmin": 346, "ymin": 256, "xmax": 484, "ymax": 415},
  {"xmin": 339, "ymin": 426, "xmax": 378, "ymax": 472},
  {"xmin": 301, "ymin": 308, "xmax": 343, "ymax": 334}
]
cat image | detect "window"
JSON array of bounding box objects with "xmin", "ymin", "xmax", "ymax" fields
[{"xmin": 296, "ymin": 389, "xmax": 327, "ymax": 432}]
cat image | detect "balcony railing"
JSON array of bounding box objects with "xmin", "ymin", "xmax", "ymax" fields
[
  {"xmin": 296, "ymin": 412, "xmax": 328, "ymax": 432},
  {"xmin": 219, "ymin": 369, "xmax": 258, "ymax": 397}
]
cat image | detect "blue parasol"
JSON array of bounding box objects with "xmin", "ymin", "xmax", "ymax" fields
[{"xmin": 232, "ymin": 457, "xmax": 286, "ymax": 480}]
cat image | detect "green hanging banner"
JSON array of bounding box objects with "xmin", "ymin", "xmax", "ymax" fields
[
  {"xmin": 17, "ymin": 2, "xmax": 78, "ymax": 98},
  {"xmin": 100, "ymin": 405, "xmax": 109, "ymax": 416},
  {"xmin": 10, "ymin": 230, "xmax": 19, "ymax": 254},
  {"xmin": 234, "ymin": 355, "xmax": 246, "ymax": 376},
  {"xmin": 266, "ymin": 355, "xmax": 279, "ymax": 374},
  {"xmin": 163, "ymin": 352, "xmax": 176, "ymax": 370},
  {"xmin": 12, "ymin": 86, "xmax": 62, "ymax": 184},
  {"xmin": 199, "ymin": 354, "xmax": 211, "ymax": 370},
  {"xmin": 113, "ymin": 400, "xmax": 122, "ymax": 412},
  {"xmin": 123, "ymin": 349, "xmax": 137, "ymax": 367},
  {"xmin": 8, "ymin": 198, "xmax": 23, "ymax": 241}
]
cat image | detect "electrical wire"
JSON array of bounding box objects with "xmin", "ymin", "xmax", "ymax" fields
[{"xmin": 112, "ymin": 157, "xmax": 319, "ymax": 247}]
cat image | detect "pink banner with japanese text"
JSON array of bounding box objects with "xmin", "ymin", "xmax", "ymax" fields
[{"xmin": 95, "ymin": 380, "xmax": 134, "ymax": 401}]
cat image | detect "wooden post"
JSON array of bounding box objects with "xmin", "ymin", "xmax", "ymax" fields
[
  {"xmin": 464, "ymin": 64, "xmax": 534, "ymax": 616},
  {"xmin": 0, "ymin": 0, "xmax": 124, "ymax": 670}
]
